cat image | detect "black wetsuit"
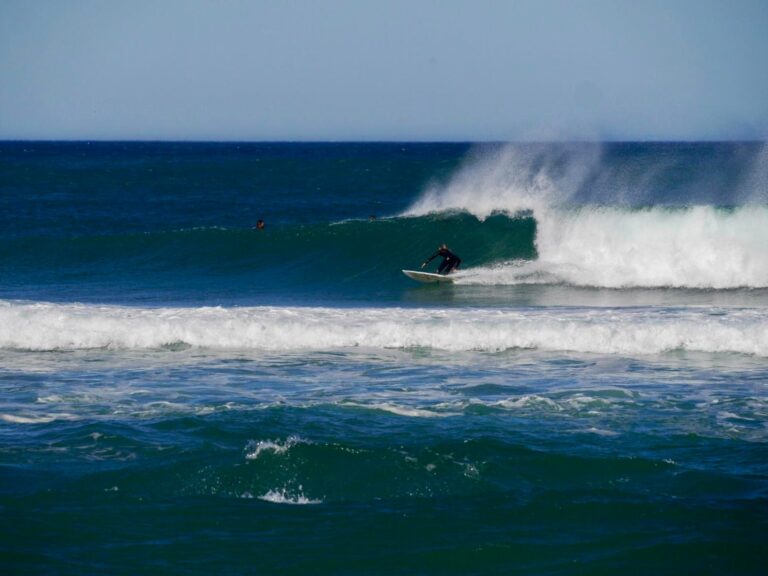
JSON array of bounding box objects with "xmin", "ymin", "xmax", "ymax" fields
[{"xmin": 423, "ymin": 248, "xmax": 462, "ymax": 275}]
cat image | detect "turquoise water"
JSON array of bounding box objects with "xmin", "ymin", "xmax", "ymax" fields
[{"xmin": 1, "ymin": 142, "xmax": 767, "ymax": 574}]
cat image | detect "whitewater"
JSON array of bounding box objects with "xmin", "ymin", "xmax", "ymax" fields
[{"xmin": 2, "ymin": 300, "xmax": 767, "ymax": 356}]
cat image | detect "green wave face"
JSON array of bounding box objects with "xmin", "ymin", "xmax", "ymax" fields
[{"xmin": 0, "ymin": 214, "xmax": 537, "ymax": 302}]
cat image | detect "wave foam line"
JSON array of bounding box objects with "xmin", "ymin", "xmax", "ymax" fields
[{"xmin": 1, "ymin": 301, "xmax": 767, "ymax": 356}]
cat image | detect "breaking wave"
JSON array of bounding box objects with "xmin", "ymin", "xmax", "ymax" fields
[
  {"xmin": 1, "ymin": 300, "xmax": 766, "ymax": 356},
  {"xmin": 405, "ymin": 143, "xmax": 768, "ymax": 289}
]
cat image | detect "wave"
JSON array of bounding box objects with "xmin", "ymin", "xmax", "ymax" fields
[
  {"xmin": 0, "ymin": 215, "xmax": 536, "ymax": 297},
  {"xmin": 453, "ymin": 206, "xmax": 768, "ymax": 288},
  {"xmin": 5, "ymin": 208, "xmax": 767, "ymax": 293},
  {"xmin": 405, "ymin": 143, "xmax": 768, "ymax": 289},
  {"xmin": 3, "ymin": 143, "xmax": 767, "ymax": 293},
  {"xmin": 2, "ymin": 300, "xmax": 766, "ymax": 356}
]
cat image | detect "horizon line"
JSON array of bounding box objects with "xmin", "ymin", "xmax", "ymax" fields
[{"xmin": 1, "ymin": 137, "xmax": 766, "ymax": 145}]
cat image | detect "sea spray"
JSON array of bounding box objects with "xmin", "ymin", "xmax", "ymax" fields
[{"xmin": 405, "ymin": 142, "xmax": 603, "ymax": 219}]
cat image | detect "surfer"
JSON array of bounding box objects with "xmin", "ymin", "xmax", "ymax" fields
[
  {"xmin": 421, "ymin": 244, "xmax": 461, "ymax": 275},
  {"xmin": 254, "ymin": 219, "xmax": 265, "ymax": 230}
]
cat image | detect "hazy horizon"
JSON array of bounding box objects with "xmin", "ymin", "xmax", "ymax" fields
[{"xmin": 2, "ymin": 138, "xmax": 767, "ymax": 144}]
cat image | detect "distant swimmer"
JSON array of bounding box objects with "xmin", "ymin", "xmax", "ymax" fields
[
  {"xmin": 421, "ymin": 244, "xmax": 461, "ymax": 275},
  {"xmin": 254, "ymin": 219, "xmax": 265, "ymax": 230}
]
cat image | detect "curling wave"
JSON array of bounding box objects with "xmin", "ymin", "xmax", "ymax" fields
[{"xmin": 406, "ymin": 144, "xmax": 768, "ymax": 289}]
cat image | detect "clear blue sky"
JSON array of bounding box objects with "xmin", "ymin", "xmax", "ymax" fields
[{"xmin": 1, "ymin": 0, "xmax": 766, "ymax": 141}]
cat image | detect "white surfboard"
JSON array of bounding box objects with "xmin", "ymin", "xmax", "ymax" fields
[{"xmin": 402, "ymin": 269, "xmax": 454, "ymax": 283}]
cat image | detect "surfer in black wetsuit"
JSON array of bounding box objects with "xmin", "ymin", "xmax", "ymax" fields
[{"xmin": 421, "ymin": 244, "xmax": 462, "ymax": 275}]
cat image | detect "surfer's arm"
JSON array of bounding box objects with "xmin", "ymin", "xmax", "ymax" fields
[{"xmin": 421, "ymin": 251, "xmax": 439, "ymax": 268}]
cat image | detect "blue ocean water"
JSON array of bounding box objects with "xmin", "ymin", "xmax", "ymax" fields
[{"xmin": 1, "ymin": 142, "xmax": 767, "ymax": 574}]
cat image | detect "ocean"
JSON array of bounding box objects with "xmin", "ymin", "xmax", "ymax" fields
[{"xmin": 1, "ymin": 141, "xmax": 766, "ymax": 574}]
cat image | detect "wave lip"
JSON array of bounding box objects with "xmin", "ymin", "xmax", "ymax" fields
[{"xmin": 1, "ymin": 301, "xmax": 767, "ymax": 357}]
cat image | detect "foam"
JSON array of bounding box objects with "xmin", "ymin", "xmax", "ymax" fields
[
  {"xmin": 534, "ymin": 205, "xmax": 768, "ymax": 288},
  {"xmin": 437, "ymin": 390, "xmax": 639, "ymax": 416},
  {"xmin": 0, "ymin": 412, "xmax": 77, "ymax": 424},
  {"xmin": 357, "ymin": 402, "xmax": 458, "ymax": 418},
  {"xmin": 245, "ymin": 436, "xmax": 305, "ymax": 460},
  {"xmin": 1, "ymin": 300, "xmax": 767, "ymax": 356},
  {"xmin": 404, "ymin": 144, "xmax": 768, "ymax": 289},
  {"xmin": 257, "ymin": 488, "xmax": 322, "ymax": 505},
  {"xmin": 495, "ymin": 395, "xmax": 561, "ymax": 410}
]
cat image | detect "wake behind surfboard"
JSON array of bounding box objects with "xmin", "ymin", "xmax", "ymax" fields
[{"xmin": 402, "ymin": 269, "xmax": 454, "ymax": 283}]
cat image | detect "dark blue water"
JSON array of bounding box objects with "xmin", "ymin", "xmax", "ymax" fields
[{"xmin": 1, "ymin": 142, "xmax": 767, "ymax": 574}]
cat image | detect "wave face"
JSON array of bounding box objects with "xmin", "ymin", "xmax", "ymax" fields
[
  {"xmin": 0, "ymin": 214, "xmax": 535, "ymax": 303},
  {"xmin": 405, "ymin": 143, "xmax": 768, "ymax": 289},
  {"xmin": 2, "ymin": 141, "xmax": 767, "ymax": 301},
  {"xmin": 2, "ymin": 300, "xmax": 766, "ymax": 355}
]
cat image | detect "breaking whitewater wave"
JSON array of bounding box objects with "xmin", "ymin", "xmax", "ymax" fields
[
  {"xmin": 405, "ymin": 143, "xmax": 768, "ymax": 289},
  {"xmin": 455, "ymin": 206, "xmax": 768, "ymax": 288},
  {"xmin": 2, "ymin": 300, "xmax": 767, "ymax": 356}
]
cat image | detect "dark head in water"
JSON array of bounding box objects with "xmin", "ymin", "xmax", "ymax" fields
[{"xmin": 255, "ymin": 219, "xmax": 265, "ymax": 230}]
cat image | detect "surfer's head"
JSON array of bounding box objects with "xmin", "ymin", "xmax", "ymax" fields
[{"xmin": 440, "ymin": 243, "xmax": 448, "ymax": 250}]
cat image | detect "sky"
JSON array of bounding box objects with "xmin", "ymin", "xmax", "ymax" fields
[{"xmin": 0, "ymin": 0, "xmax": 767, "ymax": 141}]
